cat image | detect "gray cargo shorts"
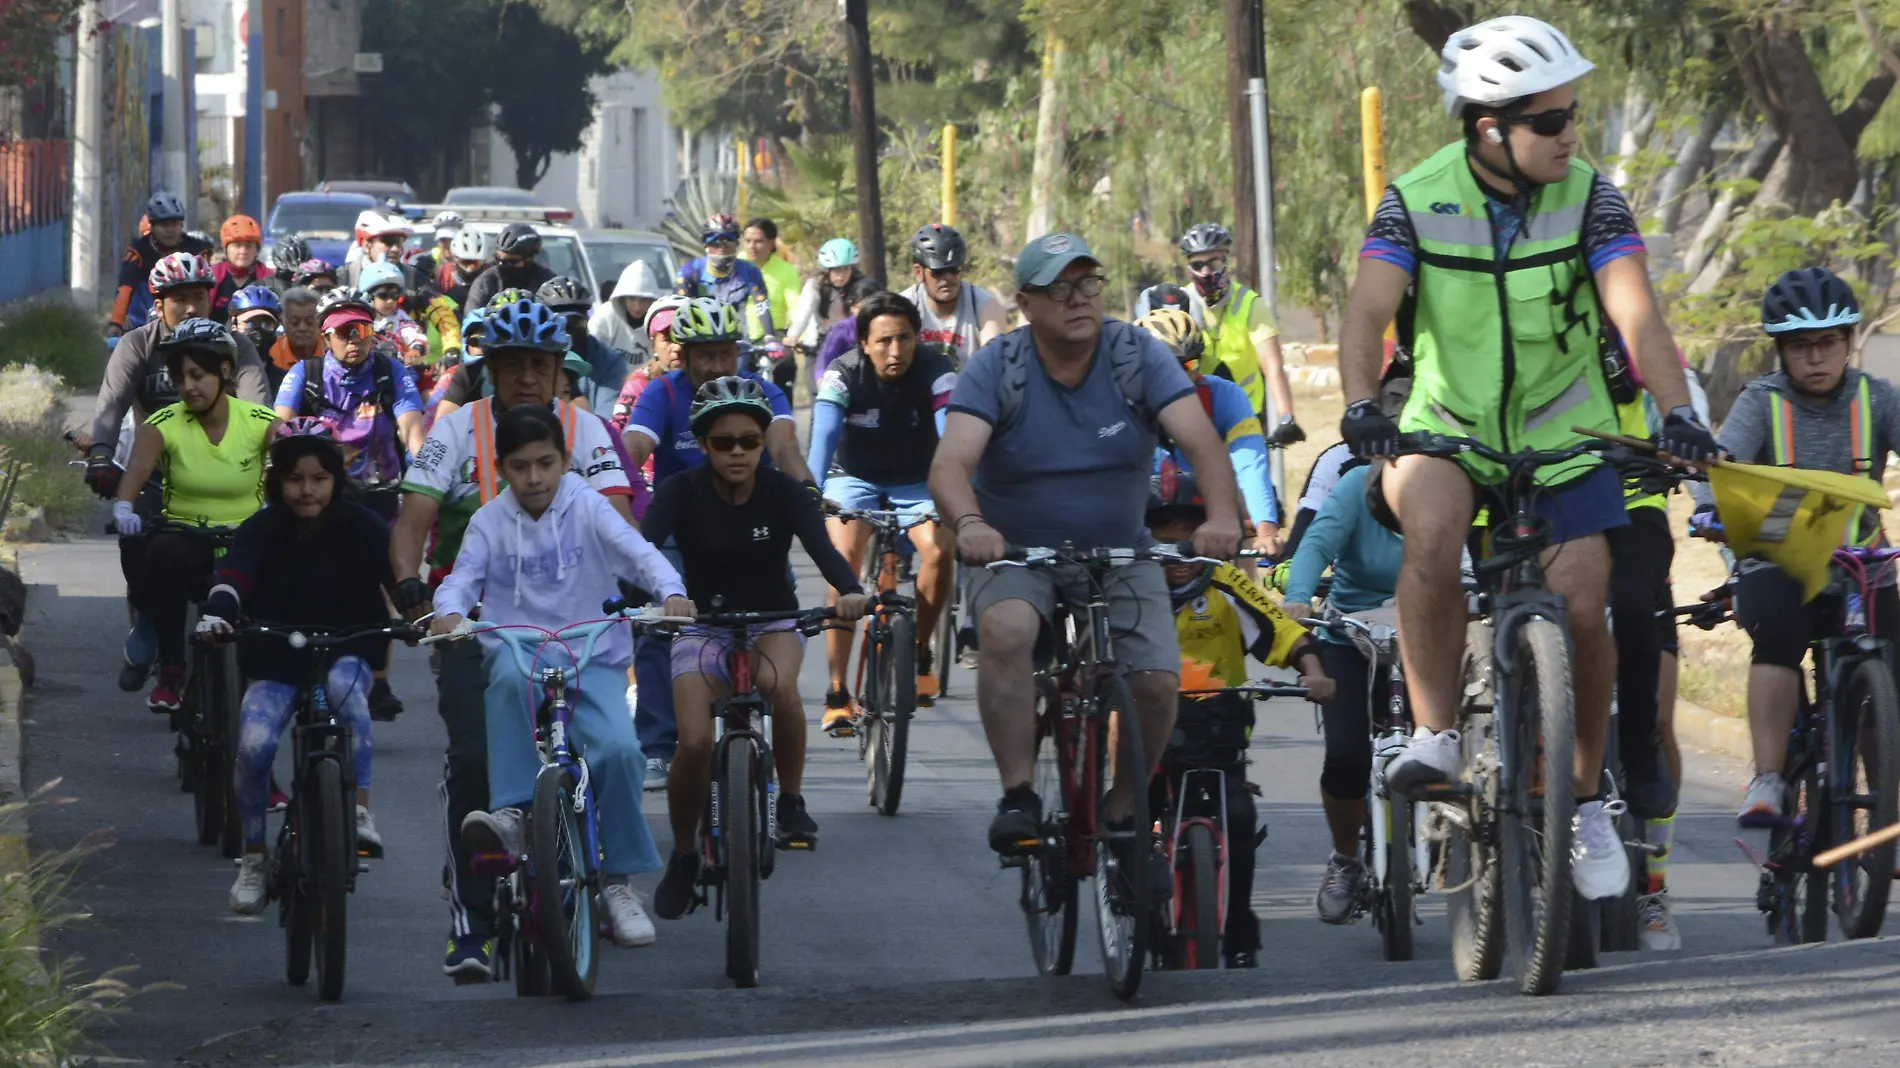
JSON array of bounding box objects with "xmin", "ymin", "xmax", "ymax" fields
[{"xmin": 964, "ymin": 558, "xmax": 1180, "ymax": 675}]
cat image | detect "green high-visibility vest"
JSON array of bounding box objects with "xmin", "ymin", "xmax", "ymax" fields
[
  {"xmin": 1392, "ymin": 140, "xmax": 1618, "ymax": 486},
  {"xmin": 1201, "ymin": 283, "xmax": 1266, "ymax": 416}
]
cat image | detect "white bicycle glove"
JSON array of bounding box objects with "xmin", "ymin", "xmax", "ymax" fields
[
  {"xmin": 195, "ymin": 614, "xmax": 233, "ymax": 638},
  {"xmin": 111, "ymin": 499, "xmax": 141, "ymax": 536}
]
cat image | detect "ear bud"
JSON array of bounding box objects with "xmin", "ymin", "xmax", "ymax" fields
[{"xmin": 1485, "ymin": 127, "xmax": 1504, "ymax": 145}]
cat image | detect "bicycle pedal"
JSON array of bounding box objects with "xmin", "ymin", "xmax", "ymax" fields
[
  {"xmin": 469, "ymin": 851, "xmax": 517, "ymax": 878},
  {"xmin": 775, "ymin": 836, "xmax": 816, "ymax": 851}
]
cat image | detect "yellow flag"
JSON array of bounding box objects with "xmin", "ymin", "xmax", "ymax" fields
[{"xmin": 1709, "ymin": 460, "xmax": 1890, "ymax": 601}]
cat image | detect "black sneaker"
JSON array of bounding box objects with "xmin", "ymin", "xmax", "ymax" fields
[
  {"xmin": 1224, "ymin": 949, "xmax": 1259, "ymax": 969},
  {"xmin": 775, "ymin": 792, "xmax": 818, "ymax": 849},
  {"xmin": 117, "ymin": 659, "xmax": 150, "ymax": 692},
  {"xmin": 653, "ymin": 850, "xmax": 702, "ymax": 920},
  {"xmin": 369, "ymin": 679, "xmax": 403, "ymax": 722},
  {"xmin": 442, "ymin": 933, "xmax": 494, "ymax": 983},
  {"xmin": 988, "ymin": 785, "xmax": 1042, "ymax": 855},
  {"xmin": 1621, "ymin": 747, "xmax": 1678, "ymax": 821}
]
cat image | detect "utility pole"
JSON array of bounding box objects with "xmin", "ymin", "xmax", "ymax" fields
[
  {"xmin": 160, "ymin": 0, "xmax": 188, "ymax": 199},
  {"xmin": 243, "ymin": 0, "xmax": 264, "ymax": 218},
  {"xmin": 1025, "ymin": 36, "xmax": 1064, "ymax": 239},
  {"xmin": 1223, "ymin": 0, "xmax": 1261, "ymax": 287},
  {"xmin": 840, "ymin": 0, "xmax": 886, "ymax": 275},
  {"xmin": 70, "ymin": 0, "xmax": 103, "ymax": 303}
]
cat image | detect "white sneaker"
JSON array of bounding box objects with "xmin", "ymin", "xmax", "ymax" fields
[
  {"xmin": 1571, "ymin": 799, "xmax": 1631, "ymax": 900},
  {"xmin": 461, "ymin": 807, "xmax": 524, "ymax": 857},
  {"xmin": 356, "ymin": 805, "xmax": 384, "ymax": 858},
  {"xmin": 643, "ymin": 755, "xmax": 670, "ymax": 791},
  {"xmin": 230, "ymin": 854, "xmax": 268, "ymax": 914},
  {"xmin": 1637, "ymin": 888, "xmax": 1682, "ymax": 951},
  {"xmin": 1737, "ymin": 772, "xmax": 1785, "ymax": 828},
  {"xmin": 601, "ymin": 877, "xmax": 656, "ymax": 947},
  {"xmin": 1385, "ymin": 728, "xmax": 1462, "ymax": 792}
]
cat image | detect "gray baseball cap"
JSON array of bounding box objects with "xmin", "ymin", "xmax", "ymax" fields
[{"xmin": 1014, "ymin": 232, "xmax": 1100, "ymax": 290}]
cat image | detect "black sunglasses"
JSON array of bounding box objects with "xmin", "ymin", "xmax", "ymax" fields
[
  {"xmin": 369, "ymin": 286, "xmax": 402, "ymax": 301},
  {"xmin": 925, "ymin": 265, "xmax": 962, "ymax": 278},
  {"xmin": 1500, "ymin": 103, "xmax": 1579, "ymax": 138},
  {"xmin": 705, "ymin": 432, "xmax": 764, "ymax": 454}
]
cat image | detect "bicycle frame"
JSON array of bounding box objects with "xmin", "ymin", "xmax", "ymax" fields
[{"xmin": 838, "ymin": 509, "xmax": 928, "ymax": 710}]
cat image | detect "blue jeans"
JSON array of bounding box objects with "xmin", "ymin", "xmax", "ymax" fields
[
  {"xmin": 234, "ymin": 657, "xmax": 373, "ymax": 845},
  {"xmin": 634, "ymin": 541, "xmax": 684, "ymax": 761},
  {"xmin": 482, "ymin": 649, "xmax": 662, "ymax": 877}
]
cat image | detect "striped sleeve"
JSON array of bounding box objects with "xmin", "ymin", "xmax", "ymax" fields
[{"xmin": 1359, "ymin": 187, "xmax": 1417, "ymax": 275}]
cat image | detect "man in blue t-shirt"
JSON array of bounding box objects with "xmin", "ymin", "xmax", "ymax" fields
[{"xmin": 927, "ymin": 231, "xmax": 1243, "ymax": 871}]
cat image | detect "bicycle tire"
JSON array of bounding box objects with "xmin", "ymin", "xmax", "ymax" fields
[
  {"xmin": 1835, "ymin": 657, "xmax": 1900, "ymax": 939},
  {"xmin": 1023, "ymin": 691, "xmax": 1077, "ymax": 975},
  {"xmin": 532, "ymin": 764, "xmax": 598, "ymax": 1000},
  {"xmin": 1446, "ymin": 714, "xmax": 1504, "ymax": 982},
  {"xmin": 1500, "ymin": 616, "xmax": 1575, "ymax": 996},
  {"xmin": 725, "ymin": 739, "xmax": 762, "ymax": 988},
  {"xmin": 1769, "ymin": 754, "xmax": 1829, "ymax": 945},
  {"xmin": 1381, "ymin": 794, "xmax": 1416, "ymax": 963},
  {"xmin": 312, "ymin": 759, "xmax": 350, "ymax": 1001},
  {"xmin": 191, "ymin": 648, "xmax": 224, "ymax": 847},
  {"xmin": 1181, "ymin": 822, "xmax": 1220, "ymax": 969},
  {"xmin": 1092, "ymin": 672, "xmax": 1151, "ymax": 1002},
  {"xmin": 280, "ymin": 819, "xmax": 311, "ymax": 986},
  {"xmin": 933, "ymin": 576, "xmax": 958, "ymax": 701},
  {"xmin": 871, "ymin": 615, "xmax": 916, "ymax": 817}
]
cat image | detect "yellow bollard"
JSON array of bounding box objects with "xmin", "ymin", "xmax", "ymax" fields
[
  {"xmin": 1360, "ymin": 87, "xmax": 1385, "ymax": 224},
  {"xmin": 942, "ymin": 124, "xmax": 958, "ymax": 227}
]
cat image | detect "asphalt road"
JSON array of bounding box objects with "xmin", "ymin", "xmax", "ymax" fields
[{"xmin": 19, "ymin": 535, "xmax": 1900, "ymax": 1067}]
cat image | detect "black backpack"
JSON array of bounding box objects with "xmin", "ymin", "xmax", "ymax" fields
[{"xmin": 300, "ymin": 353, "xmax": 400, "ymax": 421}]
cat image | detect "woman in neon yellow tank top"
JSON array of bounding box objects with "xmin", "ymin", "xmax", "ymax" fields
[{"xmin": 114, "ymin": 317, "xmax": 282, "ymax": 712}]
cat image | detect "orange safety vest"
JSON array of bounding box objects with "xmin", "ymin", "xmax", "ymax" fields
[{"xmin": 467, "ymin": 397, "xmax": 581, "ymax": 504}]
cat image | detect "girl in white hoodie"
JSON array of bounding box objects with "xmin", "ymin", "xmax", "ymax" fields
[{"xmin": 431, "ymin": 404, "xmax": 693, "ymax": 946}]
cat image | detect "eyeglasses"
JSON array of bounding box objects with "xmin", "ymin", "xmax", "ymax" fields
[
  {"xmin": 1028, "ymin": 274, "xmax": 1107, "ymax": 303},
  {"xmin": 1186, "ymin": 257, "xmax": 1228, "ymax": 276},
  {"xmin": 329, "ymin": 321, "xmax": 374, "ymax": 342},
  {"xmin": 705, "ymin": 432, "xmax": 764, "ymax": 454},
  {"xmin": 369, "ymin": 286, "xmax": 402, "ymax": 301},
  {"xmin": 1782, "ymin": 334, "xmax": 1850, "ymax": 361},
  {"xmin": 926, "ymin": 265, "xmax": 962, "ymax": 279},
  {"xmin": 1500, "ymin": 103, "xmax": 1580, "ymax": 138}
]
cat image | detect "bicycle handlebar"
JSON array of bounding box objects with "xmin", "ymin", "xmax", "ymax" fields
[
  {"xmin": 984, "ymin": 542, "xmax": 1219, "ymax": 571},
  {"xmin": 832, "ymin": 507, "xmax": 938, "ymax": 532},
  {"xmin": 1181, "ymin": 684, "xmax": 1311, "ymax": 701},
  {"xmin": 230, "ymin": 618, "xmax": 426, "ymax": 649},
  {"xmin": 421, "ymin": 614, "xmax": 675, "ymax": 683}
]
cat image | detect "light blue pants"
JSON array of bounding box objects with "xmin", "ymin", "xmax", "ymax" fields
[
  {"xmin": 234, "ymin": 656, "xmax": 373, "ymax": 846},
  {"xmin": 482, "ymin": 650, "xmax": 662, "ymax": 876}
]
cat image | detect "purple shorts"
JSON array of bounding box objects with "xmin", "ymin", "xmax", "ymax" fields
[{"xmin": 669, "ymin": 620, "xmax": 804, "ymax": 682}]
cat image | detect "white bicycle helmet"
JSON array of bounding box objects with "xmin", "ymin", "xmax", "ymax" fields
[
  {"xmin": 432, "ymin": 210, "xmax": 464, "ymax": 238},
  {"xmin": 1436, "ymin": 16, "xmax": 1594, "ymax": 114},
  {"xmin": 450, "ymin": 228, "xmax": 490, "ymax": 262}
]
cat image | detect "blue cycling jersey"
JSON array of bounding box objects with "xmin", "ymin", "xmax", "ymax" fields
[
  {"xmin": 675, "ymin": 258, "xmax": 776, "ymax": 336},
  {"xmin": 626, "ymin": 369, "xmax": 793, "ymax": 484},
  {"xmin": 1154, "ymin": 375, "xmax": 1279, "ymax": 524}
]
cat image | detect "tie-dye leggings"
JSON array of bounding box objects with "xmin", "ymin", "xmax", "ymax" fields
[{"xmin": 233, "ymin": 656, "xmax": 374, "ymax": 845}]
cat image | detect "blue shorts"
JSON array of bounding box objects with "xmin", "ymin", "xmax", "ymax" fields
[
  {"xmin": 822, "ymin": 475, "xmax": 936, "ymax": 522},
  {"xmin": 1516, "ymin": 464, "xmax": 1630, "ymax": 544}
]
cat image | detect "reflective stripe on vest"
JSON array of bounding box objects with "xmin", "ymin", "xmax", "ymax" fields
[
  {"xmin": 1202, "ymin": 284, "xmax": 1265, "ymax": 415},
  {"xmin": 1769, "ymin": 376, "xmax": 1879, "ymax": 546},
  {"xmin": 468, "ymin": 397, "xmax": 581, "ymax": 504}
]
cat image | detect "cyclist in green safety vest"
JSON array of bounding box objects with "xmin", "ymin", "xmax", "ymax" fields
[
  {"xmin": 1333, "ymin": 15, "xmax": 1713, "ymax": 907},
  {"xmin": 1688, "ymin": 267, "xmax": 1900, "ymax": 834},
  {"xmin": 1178, "ymin": 222, "xmax": 1301, "ymax": 445}
]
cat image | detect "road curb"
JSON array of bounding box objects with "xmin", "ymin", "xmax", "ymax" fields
[
  {"xmin": 0, "ymin": 547, "xmax": 28, "ymax": 874},
  {"xmin": 1672, "ymin": 695, "xmax": 1751, "ymax": 764}
]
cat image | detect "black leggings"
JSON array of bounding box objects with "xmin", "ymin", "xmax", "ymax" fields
[
  {"xmin": 1319, "ymin": 641, "xmax": 1375, "ymax": 800},
  {"xmin": 1736, "ymin": 563, "xmax": 1900, "ymax": 669},
  {"xmin": 141, "ymin": 529, "xmax": 218, "ymax": 668},
  {"xmin": 1606, "ymin": 507, "xmax": 1674, "ymax": 772}
]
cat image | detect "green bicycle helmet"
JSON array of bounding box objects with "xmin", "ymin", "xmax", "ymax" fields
[
  {"xmin": 671, "ymin": 296, "xmax": 743, "ymax": 344},
  {"xmin": 689, "ymin": 375, "xmax": 773, "ymax": 436}
]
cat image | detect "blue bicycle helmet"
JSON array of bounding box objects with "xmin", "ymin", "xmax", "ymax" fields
[
  {"xmin": 461, "ymin": 307, "xmax": 488, "ymax": 343},
  {"xmin": 484, "ymin": 299, "xmax": 570, "ymax": 353},
  {"xmin": 1762, "ymin": 267, "xmax": 1862, "ymax": 335},
  {"xmin": 358, "ymin": 260, "xmax": 405, "ymax": 294},
  {"xmin": 228, "ymin": 286, "xmax": 282, "ymax": 318}
]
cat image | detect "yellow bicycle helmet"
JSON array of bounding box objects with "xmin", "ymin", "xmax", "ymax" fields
[
  {"xmin": 670, "ymin": 296, "xmax": 743, "ymax": 344},
  {"xmin": 1136, "ymin": 307, "xmax": 1205, "ymax": 366}
]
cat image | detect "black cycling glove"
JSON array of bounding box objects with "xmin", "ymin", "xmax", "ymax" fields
[
  {"xmin": 1659, "ymin": 406, "xmax": 1718, "ymax": 463},
  {"xmin": 1340, "ymin": 399, "xmax": 1400, "ymax": 458},
  {"xmin": 392, "ymin": 577, "xmax": 433, "ymax": 615},
  {"xmin": 84, "ymin": 444, "xmax": 121, "ymax": 499},
  {"xmin": 1264, "ymin": 417, "xmax": 1306, "ymax": 448}
]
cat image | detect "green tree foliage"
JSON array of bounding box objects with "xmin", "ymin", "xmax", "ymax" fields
[{"xmin": 491, "ymin": 2, "xmax": 614, "ymax": 188}]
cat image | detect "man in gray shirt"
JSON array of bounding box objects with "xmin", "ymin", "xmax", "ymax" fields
[{"xmin": 929, "ymin": 231, "xmax": 1242, "ymax": 870}]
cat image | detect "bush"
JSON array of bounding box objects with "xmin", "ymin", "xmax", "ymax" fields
[
  {"xmin": 0, "ymin": 364, "xmax": 90, "ymax": 533},
  {"xmin": 0, "ymin": 303, "xmax": 105, "ymax": 393}
]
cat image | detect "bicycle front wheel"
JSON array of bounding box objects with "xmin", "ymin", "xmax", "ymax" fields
[
  {"xmin": 1180, "ymin": 822, "xmax": 1220, "ymax": 969},
  {"xmin": 312, "ymin": 759, "xmax": 350, "ymax": 1001},
  {"xmin": 1446, "ymin": 712, "xmax": 1503, "ymax": 982},
  {"xmin": 1379, "ymin": 793, "xmax": 1416, "ymax": 963},
  {"xmin": 1499, "ymin": 616, "xmax": 1575, "ymax": 997},
  {"xmin": 1834, "ymin": 657, "xmax": 1900, "ymax": 939},
  {"xmin": 1023, "ymin": 689, "xmax": 1076, "ymax": 976},
  {"xmin": 532, "ymin": 764, "xmax": 599, "ymax": 1000},
  {"xmin": 933, "ymin": 574, "xmax": 958, "ymax": 701},
  {"xmin": 1092, "ymin": 673, "xmax": 1151, "ymax": 1002},
  {"xmin": 724, "ymin": 740, "xmax": 762, "ymax": 988},
  {"xmin": 869, "ymin": 614, "xmax": 916, "ymax": 817}
]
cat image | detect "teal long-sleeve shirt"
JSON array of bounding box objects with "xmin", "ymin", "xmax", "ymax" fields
[{"xmin": 1284, "ymin": 464, "xmax": 1403, "ymax": 618}]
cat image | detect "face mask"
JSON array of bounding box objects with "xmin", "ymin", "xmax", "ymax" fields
[
  {"xmin": 242, "ymin": 324, "xmax": 278, "ymax": 354},
  {"xmin": 498, "ymin": 263, "xmax": 532, "ymax": 285},
  {"xmin": 1192, "ymin": 269, "xmax": 1228, "ymax": 303},
  {"xmin": 708, "ymin": 253, "xmax": 736, "ymax": 276}
]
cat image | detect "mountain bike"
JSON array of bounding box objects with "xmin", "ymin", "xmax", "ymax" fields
[
  {"xmin": 836, "ymin": 506, "xmax": 930, "ymax": 815},
  {"xmin": 227, "ymin": 618, "xmax": 421, "ymax": 1002},
  {"xmin": 1155, "ymin": 681, "xmax": 1306, "ymax": 970},
  {"xmin": 424, "ymin": 609, "xmax": 681, "ymax": 1000},
  {"xmin": 166, "ymin": 521, "xmax": 241, "ymax": 858},
  {"xmin": 1305, "ymin": 606, "xmax": 1425, "ymax": 962},
  {"xmin": 993, "ymin": 543, "xmax": 1176, "ymax": 1002},
  {"xmin": 1401, "ymin": 433, "xmax": 1659, "ymax": 996},
  {"xmin": 610, "ymin": 595, "xmax": 840, "ymax": 989}
]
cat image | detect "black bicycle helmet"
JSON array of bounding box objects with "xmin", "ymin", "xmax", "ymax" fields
[
  {"xmin": 270, "ymin": 236, "xmax": 311, "ymax": 273},
  {"xmin": 1761, "ymin": 267, "xmax": 1862, "ymax": 335},
  {"xmin": 495, "ymin": 222, "xmax": 542, "ymax": 256},
  {"xmin": 910, "ymin": 223, "xmax": 968, "ymax": 270},
  {"xmin": 535, "ymin": 276, "xmax": 592, "ymax": 313},
  {"xmin": 159, "ymin": 316, "xmax": 237, "ymax": 358},
  {"xmin": 1178, "ymin": 222, "xmax": 1233, "ymax": 257}
]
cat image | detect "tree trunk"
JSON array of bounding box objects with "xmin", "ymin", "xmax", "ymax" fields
[
  {"xmin": 1651, "ymin": 103, "xmax": 1731, "ymax": 234},
  {"xmin": 1026, "ymin": 36, "xmax": 1065, "ymax": 239},
  {"xmin": 1730, "ymin": 21, "xmax": 1890, "ymax": 214},
  {"xmin": 1610, "ymin": 83, "xmax": 1658, "ymax": 192},
  {"xmin": 1225, "ymin": 0, "xmax": 1261, "ymax": 288},
  {"xmin": 842, "ymin": 0, "xmax": 887, "ymax": 273},
  {"xmin": 1403, "ymin": 0, "xmax": 1470, "ymax": 52},
  {"xmin": 1703, "ymin": 338, "xmax": 1771, "ymax": 424},
  {"xmin": 1682, "ymin": 130, "xmax": 1781, "ymax": 284}
]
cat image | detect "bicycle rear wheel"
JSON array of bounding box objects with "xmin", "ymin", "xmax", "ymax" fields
[
  {"xmin": 1179, "ymin": 822, "xmax": 1220, "ymax": 969},
  {"xmin": 279, "ymin": 816, "xmax": 311, "ymax": 986},
  {"xmin": 532, "ymin": 764, "xmax": 599, "ymax": 1000},
  {"xmin": 1834, "ymin": 658, "xmax": 1900, "ymax": 939},
  {"xmin": 1092, "ymin": 673, "xmax": 1151, "ymax": 1001},
  {"xmin": 869, "ymin": 615, "xmax": 916, "ymax": 817},
  {"xmin": 216, "ymin": 644, "xmax": 243, "ymax": 858},
  {"xmin": 1446, "ymin": 714, "xmax": 1503, "ymax": 982},
  {"xmin": 1500, "ymin": 617, "xmax": 1575, "ymax": 996},
  {"xmin": 190, "ymin": 648, "xmax": 225, "ymax": 848},
  {"xmin": 312, "ymin": 759, "xmax": 350, "ymax": 1001},
  {"xmin": 933, "ymin": 575, "xmax": 958, "ymax": 701},
  {"xmin": 724, "ymin": 739, "xmax": 762, "ymax": 988},
  {"xmin": 1379, "ymin": 794, "xmax": 1416, "ymax": 963},
  {"xmin": 1023, "ymin": 689, "xmax": 1077, "ymax": 976}
]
